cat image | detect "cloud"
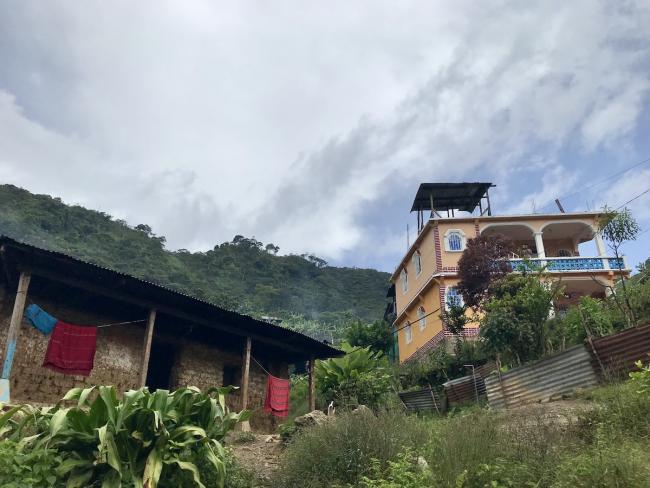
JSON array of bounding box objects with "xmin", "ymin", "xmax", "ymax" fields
[{"xmin": 0, "ymin": 0, "xmax": 649, "ymax": 268}]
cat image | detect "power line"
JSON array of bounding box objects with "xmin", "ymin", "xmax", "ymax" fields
[
  {"xmin": 538, "ymin": 156, "xmax": 650, "ymax": 212},
  {"xmin": 615, "ymin": 188, "xmax": 650, "ymax": 211}
]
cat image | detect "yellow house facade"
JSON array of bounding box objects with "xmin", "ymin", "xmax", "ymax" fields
[{"xmin": 390, "ymin": 183, "xmax": 631, "ymax": 364}]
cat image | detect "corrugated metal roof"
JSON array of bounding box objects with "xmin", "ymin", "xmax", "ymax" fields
[{"xmin": 0, "ymin": 235, "xmax": 342, "ymax": 361}]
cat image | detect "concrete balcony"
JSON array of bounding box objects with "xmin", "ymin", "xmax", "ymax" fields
[{"xmin": 509, "ymin": 256, "xmax": 629, "ymax": 273}]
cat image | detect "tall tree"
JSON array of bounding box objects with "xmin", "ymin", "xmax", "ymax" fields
[
  {"xmin": 598, "ymin": 207, "xmax": 640, "ymax": 325},
  {"xmin": 457, "ymin": 234, "xmax": 515, "ymax": 309}
]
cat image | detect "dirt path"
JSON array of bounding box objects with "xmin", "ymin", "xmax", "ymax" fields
[{"xmin": 229, "ymin": 433, "xmax": 283, "ymax": 486}]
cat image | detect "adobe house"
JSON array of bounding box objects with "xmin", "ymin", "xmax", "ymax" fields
[{"xmin": 0, "ymin": 236, "xmax": 340, "ymax": 431}]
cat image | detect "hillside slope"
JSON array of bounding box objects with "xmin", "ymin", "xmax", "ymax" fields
[{"xmin": 0, "ymin": 184, "xmax": 390, "ymax": 324}]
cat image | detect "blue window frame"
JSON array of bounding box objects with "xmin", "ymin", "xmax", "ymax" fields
[
  {"xmin": 447, "ymin": 232, "xmax": 463, "ymax": 251},
  {"xmin": 446, "ymin": 286, "xmax": 464, "ymax": 310}
]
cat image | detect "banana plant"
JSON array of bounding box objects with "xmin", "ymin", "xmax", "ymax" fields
[{"xmin": 1, "ymin": 385, "xmax": 250, "ymax": 488}]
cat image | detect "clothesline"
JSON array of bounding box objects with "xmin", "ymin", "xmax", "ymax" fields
[
  {"xmin": 28, "ymin": 302, "xmax": 146, "ymax": 329},
  {"xmin": 251, "ymin": 355, "xmax": 271, "ymax": 376}
]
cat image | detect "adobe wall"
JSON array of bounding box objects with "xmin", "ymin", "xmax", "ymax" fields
[{"xmin": 0, "ymin": 288, "xmax": 288, "ymax": 432}]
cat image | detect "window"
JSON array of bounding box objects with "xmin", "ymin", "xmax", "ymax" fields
[
  {"xmin": 445, "ymin": 286, "xmax": 464, "ymax": 310},
  {"xmin": 444, "ymin": 230, "xmax": 466, "ymax": 252},
  {"xmin": 557, "ymin": 249, "xmax": 572, "ymax": 257},
  {"xmin": 400, "ymin": 269, "xmax": 408, "ymax": 293},
  {"xmin": 417, "ymin": 306, "xmax": 426, "ymax": 331},
  {"xmin": 404, "ymin": 323, "xmax": 412, "ymax": 344},
  {"xmin": 412, "ymin": 251, "xmax": 422, "ymax": 276}
]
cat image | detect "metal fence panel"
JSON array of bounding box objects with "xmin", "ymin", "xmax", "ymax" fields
[
  {"xmin": 443, "ymin": 374, "xmax": 486, "ymax": 407},
  {"xmin": 398, "ymin": 387, "xmax": 442, "ymax": 413},
  {"xmin": 590, "ymin": 323, "xmax": 650, "ymax": 378},
  {"xmin": 485, "ymin": 344, "xmax": 599, "ymax": 409}
]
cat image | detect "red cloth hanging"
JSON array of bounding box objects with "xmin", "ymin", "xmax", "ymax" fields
[
  {"xmin": 263, "ymin": 374, "xmax": 290, "ymax": 417},
  {"xmin": 43, "ymin": 321, "xmax": 98, "ymax": 376}
]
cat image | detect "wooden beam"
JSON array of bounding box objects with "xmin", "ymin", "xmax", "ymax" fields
[
  {"xmin": 308, "ymin": 356, "xmax": 316, "ymax": 411},
  {"xmin": 2, "ymin": 271, "xmax": 31, "ymax": 379},
  {"xmin": 554, "ymin": 198, "xmax": 566, "ymax": 213},
  {"xmin": 239, "ymin": 337, "xmax": 252, "ymax": 432},
  {"xmin": 139, "ymin": 309, "xmax": 157, "ymax": 388}
]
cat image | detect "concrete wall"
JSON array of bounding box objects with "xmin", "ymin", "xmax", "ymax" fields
[{"xmin": 0, "ymin": 288, "xmax": 287, "ymax": 432}]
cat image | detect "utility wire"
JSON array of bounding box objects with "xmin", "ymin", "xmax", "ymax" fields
[
  {"xmin": 538, "ymin": 156, "xmax": 650, "ymax": 212},
  {"xmin": 614, "ymin": 188, "xmax": 650, "ymax": 211}
]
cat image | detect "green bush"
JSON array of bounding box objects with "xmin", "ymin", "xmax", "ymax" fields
[
  {"xmin": 315, "ymin": 344, "xmax": 393, "ymax": 410},
  {"xmin": 1, "ymin": 385, "xmax": 249, "ymax": 488},
  {"xmin": 272, "ymin": 410, "xmax": 430, "ymax": 488},
  {"xmin": 0, "ymin": 440, "xmax": 63, "ymax": 487},
  {"xmin": 355, "ymin": 448, "xmax": 433, "ymax": 488}
]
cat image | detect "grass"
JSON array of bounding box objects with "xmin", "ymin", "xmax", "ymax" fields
[{"xmin": 272, "ymin": 380, "xmax": 650, "ymax": 488}]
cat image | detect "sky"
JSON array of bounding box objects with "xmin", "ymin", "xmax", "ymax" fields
[{"xmin": 0, "ymin": 0, "xmax": 649, "ymax": 273}]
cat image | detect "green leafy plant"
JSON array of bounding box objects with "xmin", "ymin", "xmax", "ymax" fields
[
  {"xmin": 315, "ymin": 344, "xmax": 393, "ymax": 409},
  {"xmin": 357, "ymin": 448, "xmax": 433, "ymax": 488},
  {"xmin": 629, "ymin": 354, "xmax": 650, "ymax": 394},
  {"xmin": 0, "ymin": 440, "xmax": 63, "ymax": 487},
  {"xmin": 1, "ymin": 385, "xmax": 249, "ymax": 488}
]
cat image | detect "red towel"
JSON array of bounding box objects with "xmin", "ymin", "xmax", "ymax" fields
[
  {"xmin": 263, "ymin": 375, "xmax": 290, "ymax": 418},
  {"xmin": 43, "ymin": 321, "xmax": 98, "ymax": 376}
]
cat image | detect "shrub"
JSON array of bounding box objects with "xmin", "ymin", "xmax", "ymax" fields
[
  {"xmin": 315, "ymin": 344, "xmax": 393, "ymax": 410},
  {"xmin": 1, "ymin": 385, "xmax": 249, "ymax": 488},
  {"xmin": 355, "ymin": 448, "xmax": 433, "ymax": 488},
  {"xmin": 0, "ymin": 440, "xmax": 63, "ymax": 488},
  {"xmin": 272, "ymin": 410, "xmax": 430, "ymax": 488}
]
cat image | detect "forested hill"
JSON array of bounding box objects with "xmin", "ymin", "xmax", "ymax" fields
[{"xmin": 0, "ymin": 184, "xmax": 390, "ymax": 324}]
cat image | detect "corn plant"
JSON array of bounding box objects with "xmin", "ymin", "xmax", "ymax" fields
[{"xmin": 0, "ymin": 385, "xmax": 249, "ymax": 488}]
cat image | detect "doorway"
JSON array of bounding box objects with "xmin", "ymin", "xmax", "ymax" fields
[{"xmin": 145, "ymin": 339, "xmax": 177, "ymax": 391}]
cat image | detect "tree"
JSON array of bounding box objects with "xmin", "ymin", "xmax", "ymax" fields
[
  {"xmin": 345, "ymin": 320, "xmax": 394, "ymax": 355},
  {"xmin": 265, "ymin": 243, "xmax": 280, "ymax": 254},
  {"xmin": 457, "ymin": 234, "xmax": 515, "ymax": 309},
  {"xmin": 480, "ymin": 273, "xmax": 560, "ymax": 366},
  {"xmin": 598, "ymin": 207, "xmax": 640, "ymax": 325}
]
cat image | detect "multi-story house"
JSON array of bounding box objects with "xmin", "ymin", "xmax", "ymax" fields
[{"xmin": 390, "ymin": 183, "xmax": 631, "ymax": 364}]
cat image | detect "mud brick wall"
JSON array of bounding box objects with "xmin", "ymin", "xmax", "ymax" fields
[
  {"xmin": 169, "ymin": 337, "xmax": 289, "ymax": 432},
  {"xmin": 0, "ymin": 288, "xmax": 290, "ymax": 432},
  {"xmin": 0, "ymin": 291, "xmax": 144, "ymax": 404}
]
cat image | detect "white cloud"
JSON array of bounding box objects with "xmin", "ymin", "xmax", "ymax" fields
[{"xmin": 0, "ymin": 0, "xmax": 648, "ymax": 266}]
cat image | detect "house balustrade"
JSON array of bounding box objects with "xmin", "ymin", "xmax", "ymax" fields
[{"xmin": 509, "ymin": 256, "xmax": 627, "ymax": 272}]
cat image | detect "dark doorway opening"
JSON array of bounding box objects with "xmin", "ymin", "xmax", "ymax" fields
[{"xmin": 146, "ymin": 339, "xmax": 176, "ymax": 391}]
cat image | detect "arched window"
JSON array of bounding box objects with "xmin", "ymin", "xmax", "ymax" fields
[
  {"xmin": 444, "ymin": 230, "xmax": 466, "ymax": 252},
  {"xmin": 412, "ymin": 251, "xmax": 422, "ymax": 276},
  {"xmin": 400, "ymin": 269, "xmax": 408, "ymax": 293},
  {"xmin": 404, "ymin": 323, "xmax": 412, "ymax": 344},
  {"xmin": 417, "ymin": 306, "xmax": 426, "ymax": 330},
  {"xmin": 445, "ymin": 286, "xmax": 464, "ymax": 310}
]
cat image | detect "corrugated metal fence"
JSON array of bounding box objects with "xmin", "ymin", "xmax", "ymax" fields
[
  {"xmin": 484, "ymin": 345, "xmax": 599, "ymax": 409},
  {"xmin": 444, "ymin": 374, "xmax": 486, "ymax": 408},
  {"xmin": 398, "ymin": 386, "xmax": 443, "ymax": 413},
  {"xmin": 591, "ymin": 323, "xmax": 650, "ymax": 378},
  {"xmin": 485, "ymin": 324, "xmax": 650, "ymax": 409}
]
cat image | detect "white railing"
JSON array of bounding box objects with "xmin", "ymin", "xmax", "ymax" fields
[{"xmin": 509, "ymin": 256, "xmax": 628, "ymax": 272}]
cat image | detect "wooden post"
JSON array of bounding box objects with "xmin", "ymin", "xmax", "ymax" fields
[
  {"xmin": 308, "ymin": 356, "xmax": 316, "ymax": 411},
  {"xmin": 241, "ymin": 337, "xmax": 252, "ymax": 409},
  {"xmin": 2, "ymin": 271, "xmax": 31, "ymax": 380},
  {"xmin": 139, "ymin": 309, "xmax": 157, "ymax": 388},
  {"xmin": 239, "ymin": 337, "xmax": 252, "ymax": 432}
]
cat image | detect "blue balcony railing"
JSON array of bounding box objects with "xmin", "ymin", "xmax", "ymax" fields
[{"xmin": 510, "ymin": 257, "xmax": 627, "ymax": 272}]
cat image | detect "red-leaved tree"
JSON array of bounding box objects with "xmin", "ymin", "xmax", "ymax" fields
[{"xmin": 457, "ymin": 234, "xmax": 515, "ymax": 309}]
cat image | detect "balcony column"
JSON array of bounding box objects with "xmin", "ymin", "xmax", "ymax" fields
[
  {"xmin": 594, "ymin": 233, "xmax": 610, "ymax": 270},
  {"xmin": 533, "ymin": 232, "xmax": 546, "ymax": 259}
]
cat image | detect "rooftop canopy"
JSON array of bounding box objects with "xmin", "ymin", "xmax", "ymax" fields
[{"xmin": 410, "ymin": 182, "xmax": 495, "ymax": 213}]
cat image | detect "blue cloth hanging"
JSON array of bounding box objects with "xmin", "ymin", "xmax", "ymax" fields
[{"xmin": 24, "ymin": 304, "xmax": 58, "ymax": 335}]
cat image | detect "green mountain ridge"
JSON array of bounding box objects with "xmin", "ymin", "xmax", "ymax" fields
[{"xmin": 0, "ymin": 184, "xmax": 390, "ymax": 328}]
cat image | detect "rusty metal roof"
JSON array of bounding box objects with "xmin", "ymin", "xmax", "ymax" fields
[{"xmin": 0, "ymin": 235, "xmax": 342, "ymax": 361}]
